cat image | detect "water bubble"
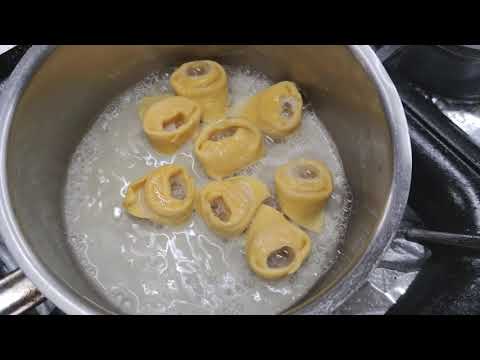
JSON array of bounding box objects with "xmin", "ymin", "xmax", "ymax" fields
[
  {"xmin": 113, "ymin": 207, "xmax": 123, "ymax": 220},
  {"xmin": 84, "ymin": 265, "xmax": 97, "ymax": 277}
]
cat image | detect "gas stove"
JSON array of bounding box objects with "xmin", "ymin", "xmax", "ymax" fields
[
  {"xmin": 1, "ymin": 45, "xmax": 479, "ymax": 315},
  {"xmin": 376, "ymin": 45, "xmax": 480, "ymax": 314}
]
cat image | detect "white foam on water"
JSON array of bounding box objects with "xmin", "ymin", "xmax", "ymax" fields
[{"xmin": 63, "ymin": 65, "xmax": 353, "ymax": 315}]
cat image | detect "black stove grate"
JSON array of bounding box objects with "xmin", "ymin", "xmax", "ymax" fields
[{"xmin": 381, "ymin": 46, "xmax": 480, "ymax": 314}]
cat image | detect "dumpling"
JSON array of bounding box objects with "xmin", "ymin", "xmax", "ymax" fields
[
  {"xmin": 123, "ymin": 164, "xmax": 196, "ymax": 226},
  {"xmin": 194, "ymin": 118, "xmax": 265, "ymax": 179},
  {"xmin": 170, "ymin": 60, "xmax": 228, "ymax": 123},
  {"xmin": 246, "ymin": 205, "xmax": 311, "ymax": 280},
  {"xmin": 275, "ymin": 159, "xmax": 333, "ymax": 233},
  {"xmin": 196, "ymin": 176, "xmax": 270, "ymax": 238},
  {"xmin": 138, "ymin": 95, "xmax": 171, "ymax": 119},
  {"xmin": 139, "ymin": 96, "xmax": 202, "ymax": 154},
  {"xmin": 240, "ymin": 81, "xmax": 303, "ymax": 139}
]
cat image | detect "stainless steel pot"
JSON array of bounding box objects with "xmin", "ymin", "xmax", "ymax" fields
[{"xmin": 0, "ymin": 45, "xmax": 411, "ymax": 315}]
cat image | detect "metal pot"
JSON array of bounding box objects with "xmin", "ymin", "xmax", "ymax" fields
[{"xmin": 0, "ymin": 45, "xmax": 411, "ymax": 315}]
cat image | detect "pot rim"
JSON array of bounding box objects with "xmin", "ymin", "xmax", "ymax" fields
[
  {"xmin": 0, "ymin": 45, "xmax": 412, "ymax": 315},
  {"xmin": 294, "ymin": 45, "xmax": 412, "ymax": 314}
]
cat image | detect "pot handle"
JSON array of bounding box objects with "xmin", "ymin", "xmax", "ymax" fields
[
  {"xmin": 399, "ymin": 228, "xmax": 480, "ymax": 251},
  {"xmin": 0, "ymin": 269, "xmax": 45, "ymax": 315}
]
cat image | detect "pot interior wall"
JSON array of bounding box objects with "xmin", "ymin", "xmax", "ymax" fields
[{"xmin": 6, "ymin": 45, "xmax": 393, "ymax": 313}]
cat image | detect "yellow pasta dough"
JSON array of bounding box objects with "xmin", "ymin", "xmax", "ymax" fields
[
  {"xmin": 275, "ymin": 159, "xmax": 333, "ymax": 233},
  {"xmin": 246, "ymin": 205, "xmax": 312, "ymax": 280},
  {"xmin": 170, "ymin": 60, "xmax": 228, "ymax": 123},
  {"xmin": 240, "ymin": 81, "xmax": 303, "ymax": 139},
  {"xmin": 123, "ymin": 164, "xmax": 196, "ymax": 226},
  {"xmin": 196, "ymin": 176, "xmax": 270, "ymax": 238},
  {"xmin": 139, "ymin": 96, "xmax": 202, "ymax": 154},
  {"xmin": 137, "ymin": 95, "xmax": 171, "ymax": 120},
  {"xmin": 194, "ymin": 118, "xmax": 265, "ymax": 179}
]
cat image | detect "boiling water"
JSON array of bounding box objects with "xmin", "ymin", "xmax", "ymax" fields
[{"xmin": 63, "ymin": 66, "xmax": 353, "ymax": 315}]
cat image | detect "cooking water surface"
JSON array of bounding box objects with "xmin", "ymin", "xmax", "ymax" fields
[{"xmin": 63, "ymin": 66, "xmax": 353, "ymax": 315}]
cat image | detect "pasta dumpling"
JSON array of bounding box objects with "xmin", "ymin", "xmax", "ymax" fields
[
  {"xmin": 170, "ymin": 60, "xmax": 228, "ymax": 123},
  {"xmin": 275, "ymin": 159, "xmax": 333, "ymax": 233},
  {"xmin": 196, "ymin": 176, "xmax": 270, "ymax": 238},
  {"xmin": 246, "ymin": 205, "xmax": 311, "ymax": 280},
  {"xmin": 138, "ymin": 95, "xmax": 170, "ymax": 119},
  {"xmin": 240, "ymin": 81, "xmax": 303, "ymax": 139},
  {"xmin": 194, "ymin": 118, "xmax": 264, "ymax": 179},
  {"xmin": 123, "ymin": 165, "xmax": 196, "ymax": 226},
  {"xmin": 139, "ymin": 96, "xmax": 202, "ymax": 154}
]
